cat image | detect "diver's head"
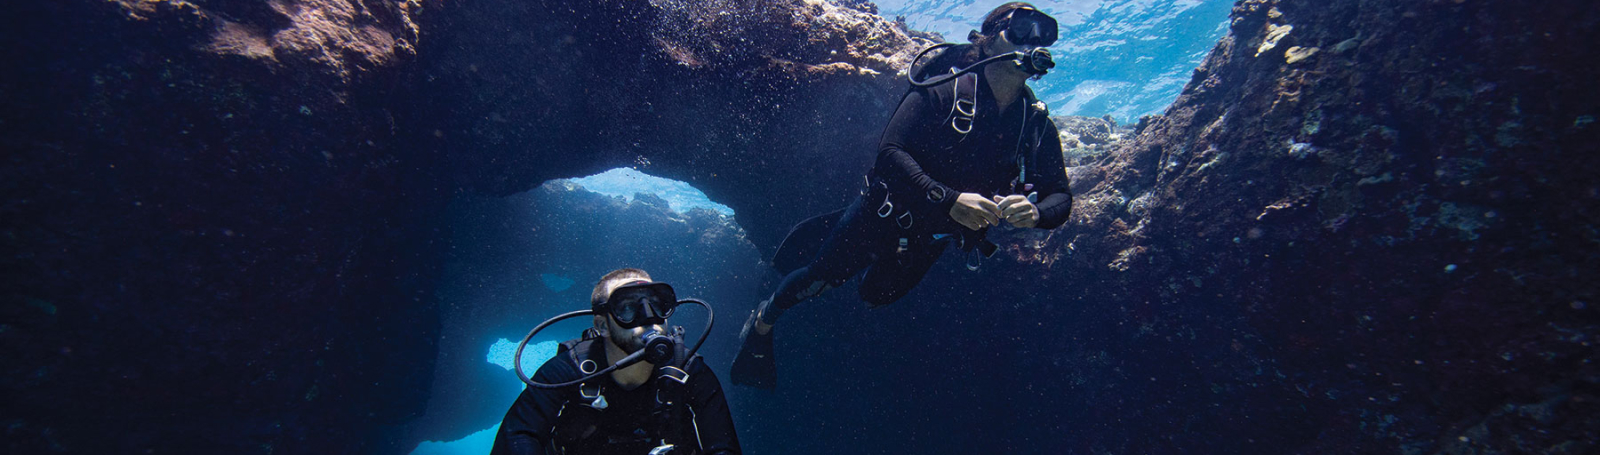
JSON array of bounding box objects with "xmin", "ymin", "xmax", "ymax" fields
[
  {"xmin": 968, "ymin": 2, "xmax": 1059, "ymax": 77},
  {"xmin": 590, "ymin": 268, "xmax": 674, "ymax": 353}
]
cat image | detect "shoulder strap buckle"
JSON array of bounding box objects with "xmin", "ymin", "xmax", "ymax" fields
[{"xmin": 950, "ymin": 72, "xmax": 978, "ymax": 135}]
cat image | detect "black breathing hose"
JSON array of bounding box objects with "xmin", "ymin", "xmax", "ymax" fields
[
  {"xmin": 513, "ymin": 299, "xmax": 715, "ymax": 389},
  {"xmin": 907, "ymin": 43, "xmax": 1054, "ymax": 88},
  {"xmin": 677, "ymin": 298, "xmax": 713, "ymax": 359}
]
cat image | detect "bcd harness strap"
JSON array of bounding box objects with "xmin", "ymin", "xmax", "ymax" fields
[
  {"xmin": 556, "ymin": 328, "xmax": 698, "ymax": 452},
  {"xmin": 872, "ymin": 70, "xmax": 980, "ymax": 230},
  {"xmin": 875, "ymin": 70, "xmax": 1048, "ymax": 271},
  {"xmin": 950, "ymin": 71, "xmax": 979, "ymax": 137}
]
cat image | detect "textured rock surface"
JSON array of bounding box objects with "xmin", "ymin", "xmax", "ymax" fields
[
  {"xmin": 1053, "ymin": 114, "xmax": 1128, "ymax": 166},
  {"xmin": 974, "ymin": 0, "xmax": 1600, "ymax": 452},
  {"xmin": 3, "ymin": 1, "xmax": 442, "ymax": 452},
  {"xmin": 4, "ymin": 0, "xmax": 1598, "ymax": 453},
  {"xmin": 1, "ymin": 0, "xmax": 925, "ymax": 452},
  {"xmin": 409, "ymin": 0, "xmax": 934, "ymax": 251}
]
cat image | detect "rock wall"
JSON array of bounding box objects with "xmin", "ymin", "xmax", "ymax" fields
[
  {"xmin": 406, "ymin": 0, "xmax": 934, "ymax": 250},
  {"xmin": 1, "ymin": 0, "xmax": 925, "ymax": 452},
  {"xmin": 3, "ymin": 1, "xmax": 444, "ymax": 452},
  {"xmin": 5, "ymin": 0, "xmax": 1597, "ymax": 453},
  {"xmin": 971, "ymin": 0, "xmax": 1599, "ymax": 452}
]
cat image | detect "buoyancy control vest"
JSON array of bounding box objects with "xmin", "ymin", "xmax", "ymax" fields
[
  {"xmin": 548, "ymin": 328, "xmax": 701, "ymax": 455},
  {"xmin": 867, "ymin": 44, "xmax": 1055, "ymax": 267}
]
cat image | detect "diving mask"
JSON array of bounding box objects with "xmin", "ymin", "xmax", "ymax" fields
[
  {"xmin": 599, "ymin": 281, "xmax": 679, "ymax": 328},
  {"xmin": 999, "ymin": 7, "xmax": 1058, "ymax": 47}
]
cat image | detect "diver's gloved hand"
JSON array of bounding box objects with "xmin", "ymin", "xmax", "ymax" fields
[
  {"xmin": 950, "ymin": 192, "xmax": 1002, "ymax": 231},
  {"xmin": 992, "ymin": 194, "xmax": 1040, "ymax": 228}
]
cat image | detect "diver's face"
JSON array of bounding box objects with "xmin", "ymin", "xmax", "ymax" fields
[{"xmin": 599, "ymin": 280, "xmax": 668, "ymax": 353}]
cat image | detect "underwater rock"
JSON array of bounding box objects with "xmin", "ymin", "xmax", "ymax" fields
[
  {"xmin": 410, "ymin": 0, "xmax": 935, "ymax": 252},
  {"xmin": 1053, "ymin": 115, "xmax": 1131, "ymax": 167},
  {"xmin": 1, "ymin": 0, "xmax": 923, "ymax": 452},
  {"xmin": 5, "ymin": 1, "xmax": 443, "ymax": 453},
  {"xmin": 6, "ymin": 0, "xmax": 1598, "ymax": 452},
  {"xmin": 986, "ymin": 0, "xmax": 1600, "ymax": 452}
]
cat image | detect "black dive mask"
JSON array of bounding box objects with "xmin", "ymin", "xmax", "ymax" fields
[
  {"xmin": 1001, "ymin": 7, "xmax": 1058, "ymax": 47},
  {"xmin": 600, "ymin": 281, "xmax": 678, "ymax": 328},
  {"xmin": 905, "ymin": 8, "xmax": 1060, "ymax": 87},
  {"xmin": 515, "ymin": 285, "xmax": 715, "ymax": 390}
]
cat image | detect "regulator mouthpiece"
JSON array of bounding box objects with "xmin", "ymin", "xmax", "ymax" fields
[
  {"xmin": 641, "ymin": 330, "xmax": 676, "ymax": 365},
  {"xmin": 1016, "ymin": 47, "xmax": 1055, "ymax": 76}
]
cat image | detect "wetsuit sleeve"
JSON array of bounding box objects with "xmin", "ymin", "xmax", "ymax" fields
[
  {"xmin": 490, "ymin": 355, "xmax": 580, "ymax": 455},
  {"xmin": 1032, "ymin": 118, "xmax": 1072, "ymax": 230},
  {"xmin": 875, "ymin": 88, "xmax": 959, "ymax": 216},
  {"xmin": 686, "ymin": 358, "xmax": 741, "ymax": 455}
]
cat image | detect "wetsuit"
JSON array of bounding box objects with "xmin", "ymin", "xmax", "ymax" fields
[
  {"xmin": 761, "ymin": 53, "xmax": 1072, "ymax": 321},
  {"xmin": 491, "ymin": 338, "xmax": 741, "ymax": 455}
]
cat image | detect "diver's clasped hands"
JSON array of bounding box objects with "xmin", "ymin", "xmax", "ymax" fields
[
  {"xmin": 949, "ymin": 192, "xmax": 1039, "ymax": 230},
  {"xmin": 993, "ymin": 194, "xmax": 1039, "ymax": 228}
]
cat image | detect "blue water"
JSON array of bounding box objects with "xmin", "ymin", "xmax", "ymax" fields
[
  {"xmin": 877, "ymin": 0, "xmax": 1232, "ymax": 122},
  {"xmin": 409, "ymin": 340, "xmax": 558, "ymax": 454},
  {"xmin": 405, "ymin": 174, "xmax": 760, "ymax": 453},
  {"xmin": 566, "ymin": 168, "xmax": 734, "ymax": 216}
]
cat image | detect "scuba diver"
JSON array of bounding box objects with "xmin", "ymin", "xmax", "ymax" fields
[
  {"xmin": 493, "ymin": 268, "xmax": 741, "ymax": 455},
  {"xmin": 731, "ymin": 2, "xmax": 1073, "ymax": 389}
]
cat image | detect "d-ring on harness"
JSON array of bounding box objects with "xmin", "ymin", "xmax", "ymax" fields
[
  {"xmin": 950, "ymin": 71, "xmax": 979, "ymax": 136},
  {"xmin": 872, "ymin": 178, "xmax": 916, "ymax": 230}
]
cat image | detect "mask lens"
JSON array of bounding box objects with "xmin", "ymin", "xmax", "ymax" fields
[
  {"xmin": 652, "ymin": 297, "xmax": 676, "ymax": 319},
  {"xmin": 607, "ymin": 283, "xmax": 677, "ymax": 328},
  {"xmin": 613, "ymin": 297, "xmax": 641, "ymax": 325},
  {"xmin": 1007, "ymin": 9, "xmax": 1058, "ymax": 47}
]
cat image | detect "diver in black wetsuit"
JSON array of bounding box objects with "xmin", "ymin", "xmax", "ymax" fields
[
  {"xmin": 732, "ymin": 2, "xmax": 1072, "ymax": 388},
  {"xmin": 493, "ymin": 268, "xmax": 740, "ymax": 455}
]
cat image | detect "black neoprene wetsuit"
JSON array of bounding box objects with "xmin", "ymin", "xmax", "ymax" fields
[
  {"xmin": 491, "ymin": 338, "xmax": 741, "ymax": 455},
  {"xmin": 762, "ymin": 63, "xmax": 1072, "ymax": 318}
]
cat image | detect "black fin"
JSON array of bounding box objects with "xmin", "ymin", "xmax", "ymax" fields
[{"xmin": 730, "ymin": 330, "xmax": 777, "ymax": 389}]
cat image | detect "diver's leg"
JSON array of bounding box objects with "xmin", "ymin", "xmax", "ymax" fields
[
  {"xmin": 757, "ymin": 197, "xmax": 886, "ymax": 327},
  {"xmin": 858, "ymin": 240, "xmax": 950, "ymax": 307},
  {"xmin": 733, "ymin": 197, "xmax": 888, "ymax": 388}
]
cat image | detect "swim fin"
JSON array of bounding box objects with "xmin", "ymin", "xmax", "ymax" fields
[
  {"xmin": 770, "ymin": 208, "xmax": 846, "ymax": 275},
  {"xmin": 730, "ymin": 309, "xmax": 777, "ymax": 389}
]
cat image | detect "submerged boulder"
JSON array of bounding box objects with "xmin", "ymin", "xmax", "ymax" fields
[
  {"xmin": 408, "ymin": 0, "xmax": 935, "ymax": 251},
  {"xmin": 974, "ymin": 0, "xmax": 1600, "ymax": 452},
  {"xmin": 5, "ymin": 0, "xmax": 1597, "ymax": 453},
  {"xmin": 2, "ymin": 0, "xmax": 925, "ymax": 452}
]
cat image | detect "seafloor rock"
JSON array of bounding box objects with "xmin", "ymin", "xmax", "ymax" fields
[
  {"xmin": 407, "ymin": 0, "xmax": 934, "ymax": 251},
  {"xmin": 974, "ymin": 0, "xmax": 1600, "ymax": 452},
  {"xmin": 1, "ymin": 0, "xmax": 926, "ymax": 452},
  {"xmin": 4, "ymin": 1, "xmax": 442, "ymax": 453},
  {"xmin": 6, "ymin": 0, "xmax": 1598, "ymax": 453},
  {"xmin": 1053, "ymin": 114, "xmax": 1130, "ymax": 166}
]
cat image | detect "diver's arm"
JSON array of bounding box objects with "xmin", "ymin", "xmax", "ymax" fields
[
  {"xmin": 1031, "ymin": 119, "xmax": 1073, "ymax": 230},
  {"xmin": 875, "ymin": 88, "xmax": 959, "ymax": 216},
  {"xmin": 490, "ymin": 357, "xmax": 579, "ymax": 455},
  {"xmin": 686, "ymin": 358, "xmax": 742, "ymax": 454}
]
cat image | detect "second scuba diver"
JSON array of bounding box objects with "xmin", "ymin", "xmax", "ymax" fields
[
  {"xmin": 494, "ymin": 268, "xmax": 740, "ymax": 454},
  {"xmin": 732, "ymin": 2, "xmax": 1074, "ymax": 388}
]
